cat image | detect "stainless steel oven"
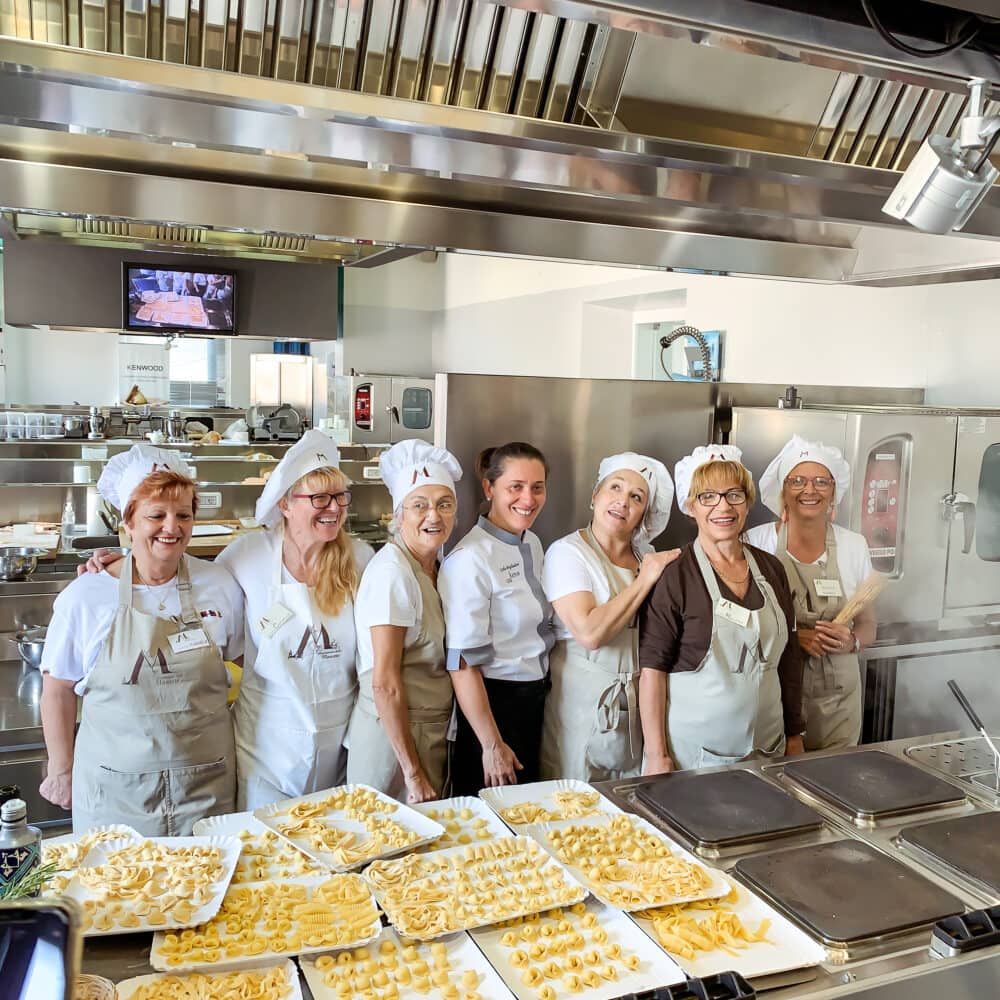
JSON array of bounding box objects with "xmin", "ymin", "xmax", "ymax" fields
[{"xmin": 337, "ymin": 375, "xmax": 435, "ymax": 446}]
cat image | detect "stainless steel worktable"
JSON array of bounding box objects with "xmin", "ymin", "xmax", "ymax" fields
[{"xmin": 31, "ymin": 736, "xmax": 1000, "ymax": 996}]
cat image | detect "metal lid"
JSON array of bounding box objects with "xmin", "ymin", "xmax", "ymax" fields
[{"xmin": 1, "ymin": 798, "xmax": 27, "ymax": 823}]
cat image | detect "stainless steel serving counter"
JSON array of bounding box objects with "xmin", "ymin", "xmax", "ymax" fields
[{"xmin": 54, "ymin": 735, "xmax": 1000, "ymax": 997}]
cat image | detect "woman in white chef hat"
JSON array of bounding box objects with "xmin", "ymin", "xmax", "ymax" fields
[
  {"xmin": 39, "ymin": 444, "xmax": 244, "ymax": 834},
  {"xmin": 744, "ymin": 435, "xmax": 877, "ymax": 750},
  {"xmin": 539, "ymin": 453, "xmax": 681, "ymax": 782},
  {"xmin": 345, "ymin": 439, "xmax": 462, "ymax": 802},
  {"xmin": 216, "ymin": 429, "xmax": 374, "ymax": 808},
  {"xmin": 638, "ymin": 445, "xmax": 805, "ymax": 773}
]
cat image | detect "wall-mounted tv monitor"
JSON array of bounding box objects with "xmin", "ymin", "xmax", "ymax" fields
[{"xmin": 123, "ymin": 264, "xmax": 237, "ymax": 334}]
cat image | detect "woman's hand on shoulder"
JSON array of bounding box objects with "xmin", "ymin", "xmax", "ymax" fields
[
  {"xmin": 77, "ymin": 548, "xmax": 124, "ymax": 577},
  {"xmin": 638, "ymin": 548, "xmax": 682, "ymax": 587}
]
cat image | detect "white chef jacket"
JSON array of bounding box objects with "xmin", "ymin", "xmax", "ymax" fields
[
  {"xmin": 438, "ymin": 516, "xmax": 554, "ymax": 682},
  {"xmin": 353, "ymin": 542, "xmax": 430, "ymax": 677},
  {"xmin": 215, "ymin": 529, "xmax": 374, "ymax": 671},
  {"xmin": 744, "ymin": 522, "xmax": 874, "ymax": 600},
  {"xmin": 41, "ymin": 557, "xmax": 245, "ymax": 695},
  {"xmin": 543, "ymin": 530, "xmax": 651, "ymax": 641}
]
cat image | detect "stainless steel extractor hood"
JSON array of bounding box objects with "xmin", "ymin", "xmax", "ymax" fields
[{"xmin": 4, "ymin": 0, "xmax": 1000, "ymax": 283}]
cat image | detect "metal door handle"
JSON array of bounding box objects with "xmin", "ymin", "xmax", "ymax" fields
[
  {"xmin": 941, "ymin": 493, "xmax": 977, "ymax": 553},
  {"xmin": 390, "ymin": 406, "xmax": 400, "ymax": 424}
]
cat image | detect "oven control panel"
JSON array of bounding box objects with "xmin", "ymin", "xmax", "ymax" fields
[
  {"xmin": 353, "ymin": 383, "xmax": 373, "ymax": 431},
  {"xmin": 861, "ymin": 435, "xmax": 909, "ymax": 577}
]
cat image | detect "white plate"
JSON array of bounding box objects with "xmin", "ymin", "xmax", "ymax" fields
[
  {"xmin": 64, "ymin": 835, "xmax": 242, "ymax": 937},
  {"xmin": 523, "ymin": 815, "xmax": 729, "ymax": 912},
  {"xmin": 253, "ymin": 784, "xmax": 445, "ymax": 872},
  {"xmin": 41, "ymin": 825, "xmax": 143, "ymax": 894},
  {"xmin": 472, "ymin": 896, "xmax": 685, "ymax": 1000},
  {"xmin": 630, "ymin": 878, "xmax": 826, "ymax": 981},
  {"xmin": 150, "ymin": 872, "xmax": 381, "ymax": 972},
  {"xmin": 301, "ymin": 926, "xmax": 517, "ymax": 1000},
  {"xmin": 193, "ymin": 811, "xmax": 322, "ymax": 884},
  {"xmin": 365, "ymin": 835, "xmax": 587, "ymax": 940},
  {"xmin": 192, "ymin": 524, "xmax": 236, "ymax": 536},
  {"xmin": 479, "ymin": 780, "xmax": 621, "ymax": 827},
  {"xmin": 116, "ymin": 960, "xmax": 302, "ymax": 1000},
  {"xmin": 412, "ymin": 796, "xmax": 511, "ymax": 852}
]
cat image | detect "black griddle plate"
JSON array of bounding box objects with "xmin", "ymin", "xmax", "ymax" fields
[
  {"xmin": 635, "ymin": 770, "xmax": 823, "ymax": 849},
  {"xmin": 781, "ymin": 750, "xmax": 965, "ymax": 820},
  {"xmin": 733, "ymin": 840, "xmax": 964, "ymax": 948},
  {"xmin": 900, "ymin": 812, "xmax": 1000, "ymax": 894}
]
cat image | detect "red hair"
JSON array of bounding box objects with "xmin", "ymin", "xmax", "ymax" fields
[{"xmin": 123, "ymin": 470, "xmax": 199, "ymax": 523}]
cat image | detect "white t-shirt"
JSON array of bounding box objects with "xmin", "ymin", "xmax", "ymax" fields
[
  {"xmin": 41, "ymin": 556, "xmax": 245, "ymax": 695},
  {"xmin": 744, "ymin": 522, "xmax": 874, "ymax": 603},
  {"xmin": 216, "ymin": 529, "xmax": 374, "ymax": 670},
  {"xmin": 438, "ymin": 517, "xmax": 554, "ymax": 682},
  {"xmin": 354, "ymin": 542, "xmax": 431, "ymax": 677},
  {"xmin": 543, "ymin": 530, "xmax": 649, "ymax": 642}
]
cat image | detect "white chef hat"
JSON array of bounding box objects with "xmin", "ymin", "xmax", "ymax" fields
[
  {"xmin": 97, "ymin": 443, "xmax": 194, "ymax": 513},
  {"xmin": 596, "ymin": 452, "xmax": 674, "ymax": 545},
  {"xmin": 758, "ymin": 434, "xmax": 851, "ymax": 515},
  {"xmin": 255, "ymin": 429, "xmax": 343, "ymax": 528},
  {"xmin": 380, "ymin": 439, "xmax": 463, "ymax": 509},
  {"xmin": 673, "ymin": 444, "xmax": 746, "ymax": 515}
]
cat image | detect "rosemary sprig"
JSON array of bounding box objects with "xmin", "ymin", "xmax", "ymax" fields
[{"xmin": 0, "ymin": 861, "xmax": 64, "ymax": 899}]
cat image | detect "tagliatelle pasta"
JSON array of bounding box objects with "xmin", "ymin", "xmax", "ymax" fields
[
  {"xmin": 127, "ymin": 963, "xmax": 294, "ymax": 999},
  {"xmin": 499, "ymin": 791, "xmax": 603, "ymax": 827}
]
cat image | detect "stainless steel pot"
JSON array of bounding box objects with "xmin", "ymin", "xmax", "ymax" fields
[
  {"xmin": 15, "ymin": 626, "xmax": 46, "ymax": 670},
  {"xmin": 62, "ymin": 416, "xmax": 85, "ymax": 433},
  {"xmin": 0, "ymin": 546, "xmax": 46, "ymax": 581}
]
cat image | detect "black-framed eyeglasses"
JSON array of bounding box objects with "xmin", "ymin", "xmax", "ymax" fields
[
  {"xmin": 696, "ymin": 489, "xmax": 748, "ymax": 508},
  {"xmin": 290, "ymin": 490, "xmax": 353, "ymax": 509},
  {"xmin": 784, "ymin": 476, "xmax": 834, "ymax": 491}
]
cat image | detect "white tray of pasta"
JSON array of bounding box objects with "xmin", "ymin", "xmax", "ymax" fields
[
  {"xmin": 364, "ymin": 835, "xmax": 587, "ymax": 940},
  {"xmin": 523, "ymin": 815, "xmax": 729, "ymax": 913},
  {"xmin": 150, "ymin": 872, "xmax": 382, "ymax": 972},
  {"xmin": 479, "ymin": 781, "xmax": 621, "ymax": 828},
  {"xmin": 301, "ymin": 925, "xmax": 517, "ymax": 1000},
  {"xmin": 116, "ymin": 959, "xmax": 301, "ymax": 1000},
  {"xmin": 193, "ymin": 811, "xmax": 322, "ymax": 883},
  {"xmin": 59, "ymin": 835, "xmax": 241, "ymax": 937},
  {"xmin": 41, "ymin": 825, "xmax": 142, "ymax": 895},
  {"xmin": 411, "ymin": 796, "xmax": 511, "ymax": 851},
  {"xmin": 471, "ymin": 897, "xmax": 685, "ymax": 1000},
  {"xmin": 630, "ymin": 878, "xmax": 826, "ymax": 982},
  {"xmin": 253, "ymin": 784, "xmax": 444, "ymax": 872}
]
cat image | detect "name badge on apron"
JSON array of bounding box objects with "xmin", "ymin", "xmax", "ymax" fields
[
  {"xmin": 716, "ymin": 598, "xmax": 751, "ymax": 627},
  {"xmin": 258, "ymin": 602, "xmax": 295, "ymax": 638},
  {"xmin": 814, "ymin": 578, "xmax": 843, "ymax": 598},
  {"xmin": 168, "ymin": 628, "xmax": 211, "ymax": 654}
]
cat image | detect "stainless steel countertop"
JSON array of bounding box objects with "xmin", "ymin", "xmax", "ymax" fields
[{"xmin": 0, "ymin": 657, "xmax": 44, "ymax": 750}]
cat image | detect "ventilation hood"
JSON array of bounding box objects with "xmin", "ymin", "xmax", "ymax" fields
[{"xmin": 3, "ymin": 0, "xmax": 1000, "ymax": 283}]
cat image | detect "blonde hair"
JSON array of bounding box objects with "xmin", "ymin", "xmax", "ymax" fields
[
  {"xmin": 686, "ymin": 460, "xmax": 756, "ymax": 510},
  {"xmin": 123, "ymin": 470, "xmax": 199, "ymax": 524},
  {"xmin": 285, "ymin": 467, "xmax": 359, "ymax": 617}
]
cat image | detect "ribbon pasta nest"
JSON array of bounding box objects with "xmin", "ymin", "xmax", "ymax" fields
[
  {"xmin": 545, "ymin": 816, "xmax": 713, "ymax": 908},
  {"xmin": 367, "ymin": 837, "xmax": 584, "ymax": 939},
  {"xmin": 154, "ymin": 875, "xmax": 380, "ymax": 966},
  {"xmin": 499, "ymin": 791, "xmax": 603, "ymax": 826},
  {"xmin": 128, "ymin": 964, "xmax": 294, "ymax": 999}
]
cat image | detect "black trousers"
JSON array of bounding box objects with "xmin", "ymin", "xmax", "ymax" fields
[{"xmin": 451, "ymin": 675, "xmax": 550, "ymax": 796}]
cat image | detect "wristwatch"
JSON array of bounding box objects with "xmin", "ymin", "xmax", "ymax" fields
[{"xmin": 849, "ymin": 629, "xmax": 861, "ymax": 654}]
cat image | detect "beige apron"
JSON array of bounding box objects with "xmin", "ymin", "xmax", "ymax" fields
[
  {"xmin": 540, "ymin": 529, "xmax": 642, "ymax": 782},
  {"xmin": 346, "ymin": 541, "xmax": 453, "ymax": 799},
  {"xmin": 72, "ymin": 554, "xmax": 235, "ymax": 836},
  {"xmin": 776, "ymin": 523, "xmax": 862, "ymax": 752},
  {"xmin": 666, "ymin": 542, "xmax": 788, "ymax": 770}
]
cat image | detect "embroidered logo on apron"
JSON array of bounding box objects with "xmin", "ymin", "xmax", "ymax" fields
[
  {"xmin": 122, "ymin": 646, "xmax": 174, "ymax": 685},
  {"xmin": 288, "ymin": 624, "xmax": 343, "ymax": 660}
]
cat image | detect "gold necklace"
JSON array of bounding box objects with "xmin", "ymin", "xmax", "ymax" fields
[{"xmin": 707, "ymin": 552, "xmax": 750, "ymax": 587}]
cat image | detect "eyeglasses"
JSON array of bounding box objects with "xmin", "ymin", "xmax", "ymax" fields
[
  {"xmin": 404, "ymin": 499, "xmax": 457, "ymax": 515},
  {"xmin": 784, "ymin": 476, "xmax": 834, "ymax": 491},
  {"xmin": 696, "ymin": 489, "xmax": 748, "ymax": 508},
  {"xmin": 291, "ymin": 490, "xmax": 353, "ymax": 509}
]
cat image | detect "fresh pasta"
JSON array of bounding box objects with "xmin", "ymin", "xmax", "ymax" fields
[
  {"xmin": 367, "ymin": 837, "xmax": 584, "ymax": 939},
  {"xmin": 499, "ymin": 791, "xmax": 603, "ymax": 826},
  {"xmin": 128, "ymin": 964, "xmax": 294, "ymax": 999},
  {"xmin": 417, "ymin": 803, "xmax": 497, "ymax": 851},
  {"xmin": 231, "ymin": 827, "xmax": 319, "ymax": 883}
]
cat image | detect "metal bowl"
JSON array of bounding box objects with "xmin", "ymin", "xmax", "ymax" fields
[
  {"xmin": 15, "ymin": 626, "xmax": 46, "ymax": 670},
  {"xmin": 63, "ymin": 416, "xmax": 85, "ymax": 433},
  {"xmin": 0, "ymin": 546, "xmax": 46, "ymax": 581}
]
